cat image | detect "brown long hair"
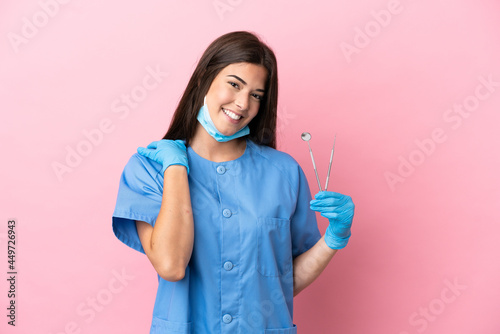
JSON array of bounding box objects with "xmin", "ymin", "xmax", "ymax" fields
[{"xmin": 162, "ymin": 31, "xmax": 278, "ymax": 149}]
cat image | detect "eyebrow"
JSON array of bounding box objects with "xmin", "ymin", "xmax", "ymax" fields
[{"xmin": 227, "ymin": 75, "xmax": 265, "ymax": 93}]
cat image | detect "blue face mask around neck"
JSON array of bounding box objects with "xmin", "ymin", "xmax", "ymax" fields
[{"xmin": 196, "ymin": 96, "xmax": 250, "ymax": 142}]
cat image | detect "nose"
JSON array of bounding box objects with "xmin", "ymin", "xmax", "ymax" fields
[{"xmin": 235, "ymin": 93, "xmax": 249, "ymax": 111}]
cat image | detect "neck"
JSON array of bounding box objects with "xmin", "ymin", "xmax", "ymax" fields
[{"xmin": 190, "ymin": 123, "xmax": 247, "ymax": 162}]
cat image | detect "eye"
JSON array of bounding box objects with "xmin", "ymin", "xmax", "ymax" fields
[
  {"xmin": 252, "ymin": 93, "xmax": 264, "ymax": 101},
  {"xmin": 228, "ymin": 81, "xmax": 239, "ymax": 89}
]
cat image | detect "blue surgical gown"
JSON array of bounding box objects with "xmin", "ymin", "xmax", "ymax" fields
[{"xmin": 112, "ymin": 138, "xmax": 321, "ymax": 333}]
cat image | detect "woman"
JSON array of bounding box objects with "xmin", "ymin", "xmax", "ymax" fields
[{"xmin": 112, "ymin": 31, "xmax": 354, "ymax": 333}]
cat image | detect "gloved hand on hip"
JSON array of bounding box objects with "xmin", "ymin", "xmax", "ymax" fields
[
  {"xmin": 137, "ymin": 139, "xmax": 189, "ymax": 175},
  {"xmin": 310, "ymin": 191, "xmax": 354, "ymax": 249}
]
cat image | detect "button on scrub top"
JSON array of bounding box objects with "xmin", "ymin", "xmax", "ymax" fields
[{"xmin": 112, "ymin": 138, "xmax": 321, "ymax": 334}]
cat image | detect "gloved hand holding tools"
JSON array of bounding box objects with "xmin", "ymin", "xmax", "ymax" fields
[{"xmin": 310, "ymin": 191, "xmax": 354, "ymax": 249}]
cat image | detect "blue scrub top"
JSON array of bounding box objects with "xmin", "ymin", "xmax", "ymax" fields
[{"xmin": 112, "ymin": 138, "xmax": 321, "ymax": 334}]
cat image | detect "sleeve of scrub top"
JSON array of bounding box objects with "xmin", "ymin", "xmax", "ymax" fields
[
  {"xmin": 112, "ymin": 153, "xmax": 163, "ymax": 254},
  {"xmin": 290, "ymin": 165, "xmax": 322, "ymax": 258}
]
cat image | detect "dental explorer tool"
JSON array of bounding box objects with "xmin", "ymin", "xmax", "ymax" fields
[{"xmin": 324, "ymin": 134, "xmax": 336, "ymax": 192}]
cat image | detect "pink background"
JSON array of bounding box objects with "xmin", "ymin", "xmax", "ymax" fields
[{"xmin": 1, "ymin": 0, "xmax": 499, "ymax": 333}]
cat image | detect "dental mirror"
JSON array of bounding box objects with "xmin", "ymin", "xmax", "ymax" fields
[
  {"xmin": 301, "ymin": 132, "xmax": 311, "ymax": 141},
  {"xmin": 301, "ymin": 132, "xmax": 322, "ymax": 191}
]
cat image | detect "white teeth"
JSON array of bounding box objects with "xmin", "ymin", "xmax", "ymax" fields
[{"xmin": 223, "ymin": 109, "xmax": 241, "ymax": 120}]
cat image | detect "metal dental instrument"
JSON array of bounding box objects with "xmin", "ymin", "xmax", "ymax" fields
[
  {"xmin": 301, "ymin": 132, "xmax": 337, "ymax": 192},
  {"xmin": 324, "ymin": 134, "xmax": 336, "ymax": 191},
  {"xmin": 301, "ymin": 132, "xmax": 322, "ymax": 192}
]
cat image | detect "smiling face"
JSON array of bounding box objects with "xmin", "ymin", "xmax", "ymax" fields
[{"xmin": 205, "ymin": 62, "xmax": 268, "ymax": 137}]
